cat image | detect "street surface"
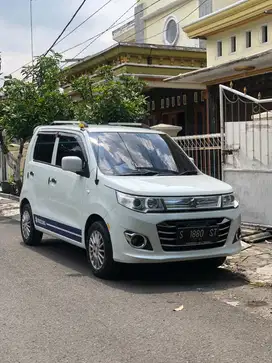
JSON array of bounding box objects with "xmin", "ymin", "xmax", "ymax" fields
[{"xmin": 0, "ymin": 216, "xmax": 271, "ymax": 363}]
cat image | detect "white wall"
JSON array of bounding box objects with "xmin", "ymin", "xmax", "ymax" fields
[
  {"xmin": 207, "ymin": 17, "xmax": 272, "ymax": 66},
  {"xmin": 224, "ymin": 170, "xmax": 272, "ymax": 226},
  {"xmin": 225, "ymin": 119, "xmax": 272, "ymax": 170}
]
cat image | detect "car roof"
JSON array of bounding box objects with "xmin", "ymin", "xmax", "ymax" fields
[{"xmin": 35, "ymin": 124, "xmax": 164, "ymax": 135}]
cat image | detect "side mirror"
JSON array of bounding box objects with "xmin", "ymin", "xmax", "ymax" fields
[
  {"xmin": 62, "ymin": 156, "xmax": 83, "ymax": 174},
  {"xmin": 189, "ymin": 157, "xmax": 195, "ymax": 164}
]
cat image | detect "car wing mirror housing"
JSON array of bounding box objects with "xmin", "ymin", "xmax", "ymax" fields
[{"xmin": 62, "ymin": 156, "xmax": 83, "ymax": 174}]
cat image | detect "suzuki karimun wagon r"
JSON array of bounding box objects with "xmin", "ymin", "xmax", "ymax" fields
[{"xmin": 20, "ymin": 121, "xmax": 241, "ymax": 278}]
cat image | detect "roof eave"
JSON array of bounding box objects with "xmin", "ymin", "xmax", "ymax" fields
[{"xmin": 183, "ymin": 0, "xmax": 271, "ymax": 39}]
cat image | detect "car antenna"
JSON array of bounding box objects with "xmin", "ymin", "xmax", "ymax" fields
[{"xmin": 95, "ymin": 137, "xmax": 100, "ymax": 185}]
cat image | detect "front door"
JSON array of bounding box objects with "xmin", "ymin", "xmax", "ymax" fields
[{"xmin": 46, "ymin": 133, "xmax": 89, "ymax": 246}]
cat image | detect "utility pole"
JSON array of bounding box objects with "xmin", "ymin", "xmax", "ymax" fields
[{"xmin": 30, "ymin": 0, "xmax": 34, "ymax": 66}]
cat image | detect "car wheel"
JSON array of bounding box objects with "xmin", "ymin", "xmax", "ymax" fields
[
  {"xmin": 199, "ymin": 257, "xmax": 226, "ymax": 270},
  {"xmin": 86, "ymin": 221, "xmax": 118, "ymax": 279},
  {"xmin": 21, "ymin": 203, "xmax": 43, "ymax": 246}
]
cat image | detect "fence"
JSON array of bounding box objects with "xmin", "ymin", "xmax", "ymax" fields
[{"xmin": 173, "ymin": 133, "xmax": 222, "ymax": 179}]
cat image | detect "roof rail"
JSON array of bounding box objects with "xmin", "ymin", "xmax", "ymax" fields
[
  {"xmin": 108, "ymin": 122, "xmax": 150, "ymax": 129},
  {"xmin": 51, "ymin": 121, "xmax": 89, "ymax": 127}
]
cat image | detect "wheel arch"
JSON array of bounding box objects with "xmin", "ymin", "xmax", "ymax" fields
[
  {"xmin": 20, "ymin": 198, "xmax": 30, "ymax": 214},
  {"xmin": 84, "ymin": 214, "xmax": 108, "ymax": 247}
]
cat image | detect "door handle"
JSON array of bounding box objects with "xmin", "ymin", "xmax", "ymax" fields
[
  {"xmin": 29, "ymin": 171, "xmax": 34, "ymax": 177},
  {"xmin": 48, "ymin": 177, "xmax": 57, "ymax": 185}
]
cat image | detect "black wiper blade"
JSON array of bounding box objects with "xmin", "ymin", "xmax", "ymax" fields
[
  {"xmin": 120, "ymin": 170, "xmax": 158, "ymax": 176},
  {"xmin": 136, "ymin": 167, "xmax": 179, "ymax": 175},
  {"xmin": 179, "ymin": 170, "xmax": 198, "ymax": 175}
]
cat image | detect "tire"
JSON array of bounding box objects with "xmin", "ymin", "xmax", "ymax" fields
[
  {"xmin": 86, "ymin": 221, "xmax": 118, "ymax": 279},
  {"xmin": 20, "ymin": 203, "xmax": 43, "ymax": 246},
  {"xmin": 198, "ymin": 257, "xmax": 226, "ymax": 270}
]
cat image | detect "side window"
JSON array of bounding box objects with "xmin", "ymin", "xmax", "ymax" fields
[
  {"xmin": 56, "ymin": 135, "xmax": 85, "ymax": 167},
  {"xmin": 33, "ymin": 133, "xmax": 56, "ymax": 164}
]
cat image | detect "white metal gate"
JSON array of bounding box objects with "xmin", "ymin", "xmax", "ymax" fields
[
  {"xmin": 173, "ymin": 133, "xmax": 222, "ymax": 179},
  {"xmin": 219, "ymin": 84, "xmax": 272, "ymax": 227}
]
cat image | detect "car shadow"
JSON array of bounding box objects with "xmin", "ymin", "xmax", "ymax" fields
[{"xmin": 22, "ymin": 237, "xmax": 247, "ymax": 294}]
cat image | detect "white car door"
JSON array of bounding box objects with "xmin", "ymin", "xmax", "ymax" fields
[
  {"xmin": 44, "ymin": 132, "xmax": 90, "ymax": 246},
  {"xmin": 26, "ymin": 132, "xmax": 57, "ymax": 220}
]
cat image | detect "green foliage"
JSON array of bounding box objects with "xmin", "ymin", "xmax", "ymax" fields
[
  {"xmin": 72, "ymin": 66, "xmax": 148, "ymax": 124},
  {"xmin": 0, "ymin": 54, "xmax": 73, "ymax": 143}
]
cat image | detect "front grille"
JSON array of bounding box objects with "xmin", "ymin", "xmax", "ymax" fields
[{"xmin": 157, "ymin": 218, "xmax": 231, "ymax": 252}]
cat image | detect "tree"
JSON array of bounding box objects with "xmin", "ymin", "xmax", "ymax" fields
[
  {"xmin": 0, "ymin": 54, "xmax": 73, "ymax": 192},
  {"xmin": 71, "ymin": 66, "xmax": 148, "ymax": 124}
]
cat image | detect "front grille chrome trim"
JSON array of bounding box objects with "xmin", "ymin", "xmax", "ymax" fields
[{"xmin": 157, "ymin": 218, "xmax": 231, "ymax": 252}]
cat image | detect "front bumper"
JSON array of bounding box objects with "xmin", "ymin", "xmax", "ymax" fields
[{"xmin": 106, "ymin": 205, "xmax": 241, "ymax": 264}]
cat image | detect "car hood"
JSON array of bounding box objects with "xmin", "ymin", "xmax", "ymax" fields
[{"xmin": 103, "ymin": 174, "xmax": 233, "ymax": 196}]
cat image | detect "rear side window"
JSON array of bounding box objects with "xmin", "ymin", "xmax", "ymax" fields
[
  {"xmin": 56, "ymin": 135, "xmax": 85, "ymax": 167},
  {"xmin": 33, "ymin": 133, "xmax": 56, "ymax": 164}
]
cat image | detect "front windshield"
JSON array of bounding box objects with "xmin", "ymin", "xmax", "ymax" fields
[{"xmin": 89, "ymin": 132, "xmax": 198, "ymax": 176}]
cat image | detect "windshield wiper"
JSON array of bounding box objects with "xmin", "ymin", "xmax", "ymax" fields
[
  {"xmin": 120, "ymin": 170, "xmax": 159, "ymax": 176},
  {"xmin": 179, "ymin": 170, "xmax": 198, "ymax": 175},
  {"xmin": 136, "ymin": 167, "xmax": 180, "ymax": 175}
]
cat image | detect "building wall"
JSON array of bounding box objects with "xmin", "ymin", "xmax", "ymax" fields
[
  {"xmin": 143, "ymin": 0, "xmax": 200, "ymax": 47},
  {"xmin": 206, "ymin": 17, "xmax": 272, "ymax": 66},
  {"xmin": 213, "ymin": 0, "xmax": 238, "ymax": 12}
]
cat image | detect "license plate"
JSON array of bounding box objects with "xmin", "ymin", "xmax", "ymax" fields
[{"xmin": 177, "ymin": 226, "xmax": 218, "ymax": 244}]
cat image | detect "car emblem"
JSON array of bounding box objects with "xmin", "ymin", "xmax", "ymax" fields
[{"xmin": 189, "ymin": 198, "xmax": 198, "ymax": 208}]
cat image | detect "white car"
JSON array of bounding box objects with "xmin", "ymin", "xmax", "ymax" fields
[{"xmin": 20, "ymin": 121, "xmax": 241, "ymax": 278}]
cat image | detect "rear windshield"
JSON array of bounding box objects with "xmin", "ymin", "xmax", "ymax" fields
[{"xmin": 89, "ymin": 132, "xmax": 197, "ymax": 176}]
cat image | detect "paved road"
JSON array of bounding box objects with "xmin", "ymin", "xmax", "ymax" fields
[{"xmin": 0, "ymin": 216, "xmax": 271, "ymax": 363}]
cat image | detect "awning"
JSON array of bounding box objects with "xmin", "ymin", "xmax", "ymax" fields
[{"xmin": 164, "ymin": 49, "xmax": 272, "ymax": 85}]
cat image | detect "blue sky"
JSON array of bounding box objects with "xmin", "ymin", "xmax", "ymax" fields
[{"xmin": 0, "ymin": 0, "xmax": 136, "ymax": 77}]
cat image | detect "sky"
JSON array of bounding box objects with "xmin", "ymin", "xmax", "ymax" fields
[{"xmin": 0, "ymin": 0, "xmax": 136, "ymax": 78}]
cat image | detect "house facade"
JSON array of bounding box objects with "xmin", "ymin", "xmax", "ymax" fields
[
  {"xmin": 165, "ymin": 0, "xmax": 272, "ymax": 226},
  {"xmin": 165, "ymin": 0, "xmax": 272, "ymax": 133}
]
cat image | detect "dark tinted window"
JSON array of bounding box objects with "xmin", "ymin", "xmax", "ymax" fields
[
  {"xmin": 56, "ymin": 135, "xmax": 85, "ymax": 167},
  {"xmin": 33, "ymin": 133, "xmax": 55, "ymax": 164},
  {"xmin": 89, "ymin": 132, "xmax": 197, "ymax": 176}
]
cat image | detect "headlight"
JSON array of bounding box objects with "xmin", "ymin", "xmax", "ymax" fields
[
  {"xmin": 116, "ymin": 192, "xmax": 165, "ymax": 213},
  {"xmin": 221, "ymin": 193, "xmax": 239, "ymax": 209}
]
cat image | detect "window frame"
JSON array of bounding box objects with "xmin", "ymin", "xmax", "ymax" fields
[
  {"xmin": 32, "ymin": 132, "xmax": 57, "ymax": 166},
  {"xmin": 217, "ymin": 41, "xmax": 223, "ymax": 57},
  {"xmin": 230, "ymin": 36, "xmax": 237, "ymax": 53},
  {"xmin": 52, "ymin": 132, "xmax": 90, "ymax": 177},
  {"xmin": 245, "ymin": 30, "xmax": 252, "ymax": 48},
  {"xmin": 261, "ymin": 25, "xmax": 268, "ymax": 44},
  {"xmin": 163, "ymin": 15, "xmax": 179, "ymax": 46}
]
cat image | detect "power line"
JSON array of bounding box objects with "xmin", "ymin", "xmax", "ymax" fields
[
  {"xmin": 145, "ymin": 0, "xmax": 210, "ymax": 42},
  {"xmin": 122, "ymin": 0, "xmax": 209, "ymax": 44},
  {"xmin": 60, "ymin": 0, "xmax": 162, "ymax": 57},
  {"xmin": 62, "ymin": 0, "xmax": 140, "ymax": 67},
  {"xmin": 43, "ymin": 0, "xmax": 88, "ymax": 57},
  {"xmin": 54, "ymin": 0, "xmax": 114, "ymax": 47},
  {"xmin": 9, "ymin": 0, "xmax": 121, "ymax": 76}
]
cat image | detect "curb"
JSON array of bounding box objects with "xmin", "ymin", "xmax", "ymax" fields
[{"xmin": 0, "ymin": 192, "xmax": 20, "ymax": 202}]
